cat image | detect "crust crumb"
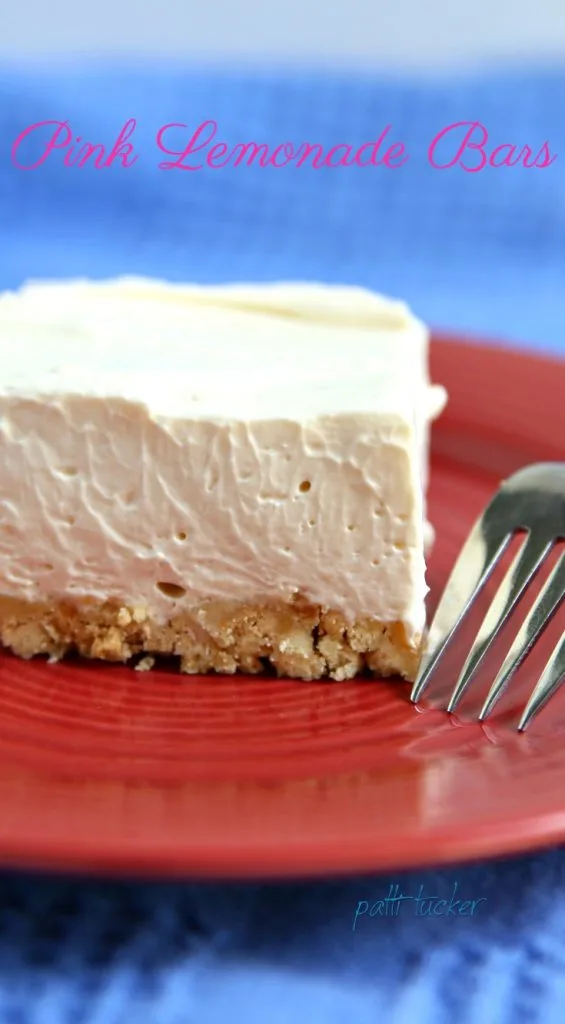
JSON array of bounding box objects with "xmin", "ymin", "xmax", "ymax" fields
[{"xmin": 0, "ymin": 595, "xmax": 421, "ymax": 681}]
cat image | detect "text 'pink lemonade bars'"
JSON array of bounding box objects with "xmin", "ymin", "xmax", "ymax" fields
[{"xmin": 0, "ymin": 279, "xmax": 446, "ymax": 681}]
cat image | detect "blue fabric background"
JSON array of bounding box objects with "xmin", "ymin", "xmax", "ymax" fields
[{"xmin": 1, "ymin": 64, "xmax": 565, "ymax": 1023}]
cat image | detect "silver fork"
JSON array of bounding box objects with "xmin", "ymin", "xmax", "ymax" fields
[{"xmin": 410, "ymin": 463, "xmax": 565, "ymax": 731}]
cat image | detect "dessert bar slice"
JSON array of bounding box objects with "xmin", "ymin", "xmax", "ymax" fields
[{"xmin": 0, "ymin": 279, "xmax": 446, "ymax": 680}]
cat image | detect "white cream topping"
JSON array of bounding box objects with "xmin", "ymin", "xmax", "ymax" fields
[{"xmin": 0, "ymin": 278, "xmax": 446, "ymax": 641}]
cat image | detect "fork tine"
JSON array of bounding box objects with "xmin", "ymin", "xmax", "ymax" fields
[
  {"xmin": 478, "ymin": 551, "xmax": 565, "ymax": 721},
  {"xmin": 446, "ymin": 533, "xmax": 551, "ymax": 713},
  {"xmin": 518, "ymin": 631, "xmax": 565, "ymax": 731},
  {"xmin": 410, "ymin": 521, "xmax": 511, "ymax": 703}
]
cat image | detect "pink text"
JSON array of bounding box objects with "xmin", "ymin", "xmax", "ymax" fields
[
  {"xmin": 155, "ymin": 120, "xmax": 409, "ymax": 170},
  {"xmin": 428, "ymin": 120, "xmax": 556, "ymax": 171},
  {"xmin": 11, "ymin": 119, "xmax": 139, "ymax": 170}
]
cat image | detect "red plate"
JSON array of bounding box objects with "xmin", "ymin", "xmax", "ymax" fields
[{"xmin": 1, "ymin": 335, "xmax": 565, "ymax": 878}]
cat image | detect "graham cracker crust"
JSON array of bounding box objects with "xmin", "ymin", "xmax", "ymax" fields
[{"xmin": 0, "ymin": 595, "xmax": 421, "ymax": 681}]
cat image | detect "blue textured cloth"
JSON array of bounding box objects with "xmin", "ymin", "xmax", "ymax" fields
[
  {"xmin": 1, "ymin": 64, "xmax": 564, "ymax": 348},
  {"xmin": 1, "ymin": 64, "xmax": 565, "ymax": 1024}
]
